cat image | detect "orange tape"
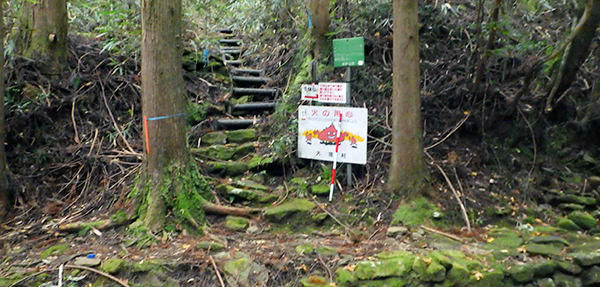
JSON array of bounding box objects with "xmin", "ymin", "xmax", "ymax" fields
[{"xmin": 143, "ymin": 116, "xmax": 150, "ymax": 154}]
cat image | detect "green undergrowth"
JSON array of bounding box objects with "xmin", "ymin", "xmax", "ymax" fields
[{"xmin": 129, "ymin": 160, "xmax": 213, "ymax": 241}]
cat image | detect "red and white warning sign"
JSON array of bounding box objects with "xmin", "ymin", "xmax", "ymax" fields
[{"xmin": 301, "ymin": 82, "xmax": 349, "ymax": 104}]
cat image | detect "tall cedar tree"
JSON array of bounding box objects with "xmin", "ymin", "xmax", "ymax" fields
[
  {"xmin": 310, "ymin": 0, "xmax": 330, "ymax": 59},
  {"xmin": 138, "ymin": 0, "xmax": 205, "ymax": 231},
  {"xmin": 15, "ymin": 0, "xmax": 68, "ymax": 73},
  {"xmin": 0, "ymin": 1, "xmax": 9, "ymax": 222},
  {"xmin": 388, "ymin": 0, "xmax": 427, "ymax": 195}
]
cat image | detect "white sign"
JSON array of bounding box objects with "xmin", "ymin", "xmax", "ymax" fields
[
  {"xmin": 300, "ymin": 82, "xmax": 350, "ymax": 104},
  {"xmin": 298, "ymin": 106, "xmax": 367, "ymax": 164},
  {"xmin": 318, "ymin": 82, "xmax": 349, "ymax": 104},
  {"xmin": 301, "ymin": 84, "xmax": 318, "ymax": 100}
]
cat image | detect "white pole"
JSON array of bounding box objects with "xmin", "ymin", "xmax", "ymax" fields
[{"xmin": 329, "ymin": 113, "xmax": 342, "ymax": 201}]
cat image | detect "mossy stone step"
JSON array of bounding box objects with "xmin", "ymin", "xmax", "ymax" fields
[
  {"xmin": 206, "ymin": 161, "xmax": 249, "ymax": 176},
  {"xmin": 217, "ymin": 184, "xmax": 277, "ymax": 204}
]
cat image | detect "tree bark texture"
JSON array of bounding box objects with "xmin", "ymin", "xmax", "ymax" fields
[
  {"xmin": 0, "ymin": 1, "xmax": 9, "ymax": 222},
  {"xmin": 388, "ymin": 0, "xmax": 427, "ymax": 195},
  {"xmin": 140, "ymin": 0, "xmax": 188, "ymax": 231},
  {"xmin": 15, "ymin": 0, "xmax": 68, "ymax": 72},
  {"xmin": 550, "ymin": 0, "xmax": 600, "ymax": 101},
  {"xmin": 310, "ymin": 0, "xmax": 330, "ymax": 59}
]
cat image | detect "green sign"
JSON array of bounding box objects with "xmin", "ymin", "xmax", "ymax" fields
[{"xmin": 333, "ymin": 37, "xmax": 365, "ymax": 67}]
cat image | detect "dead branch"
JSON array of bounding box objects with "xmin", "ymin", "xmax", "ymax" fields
[
  {"xmin": 420, "ymin": 225, "xmax": 464, "ymax": 243},
  {"xmin": 202, "ymin": 202, "xmax": 263, "ymax": 218},
  {"xmin": 209, "ymin": 255, "xmax": 226, "ymax": 287}
]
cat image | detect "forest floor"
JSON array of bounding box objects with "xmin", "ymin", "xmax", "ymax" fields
[{"xmin": 2, "ymin": 1, "xmax": 600, "ymax": 286}]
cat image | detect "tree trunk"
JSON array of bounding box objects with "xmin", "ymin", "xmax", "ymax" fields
[
  {"xmin": 15, "ymin": 0, "xmax": 68, "ymax": 73},
  {"xmin": 388, "ymin": 0, "xmax": 427, "ymax": 195},
  {"xmin": 547, "ymin": 0, "xmax": 600, "ymax": 105},
  {"xmin": 0, "ymin": 1, "xmax": 9, "ymax": 222},
  {"xmin": 137, "ymin": 0, "xmax": 209, "ymax": 232},
  {"xmin": 310, "ymin": 0, "xmax": 330, "ymax": 59}
]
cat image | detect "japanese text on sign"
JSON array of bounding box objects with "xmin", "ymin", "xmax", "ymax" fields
[
  {"xmin": 300, "ymin": 82, "xmax": 349, "ymax": 104},
  {"xmin": 298, "ymin": 106, "xmax": 367, "ymax": 164}
]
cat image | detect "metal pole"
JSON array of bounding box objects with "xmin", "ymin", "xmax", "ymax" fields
[{"xmin": 344, "ymin": 66, "xmax": 353, "ymax": 187}]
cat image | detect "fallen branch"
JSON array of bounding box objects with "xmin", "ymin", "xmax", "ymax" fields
[
  {"xmin": 202, "ymin": 202, "xmax": 263, "ymax": 218},
  {"xmin": 209, "ymin": 255, "xmax": 226, "ymax": 287},
  {"xmin": 9, "ymin": 264, "xmax": 130, "ymax": 287},
  {"xmin": 420, "ymin": 225, "xmax": 464, "ymax": 243}
]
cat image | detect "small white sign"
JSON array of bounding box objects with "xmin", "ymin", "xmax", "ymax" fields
[
  {"xmin": 300, "ymin": 82, "xmax": 350, "ymax": 104},
  {"xmin": 318, "ymin": 82, "xmax": 349, "ymax": 104},
  {"xmin": 301, "ymin": 84, "xmax": 318, "ymax": 100},
  {"xmin": 298, "ymin": 105, "xmax": 367, "ymax": 164}
]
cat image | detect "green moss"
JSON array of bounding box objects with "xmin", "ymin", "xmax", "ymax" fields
[
  {"xmin": 300, "ymin": 275, "xmax": 330, "ymax": 287},
  {"xmin": 100, "ymin": 257, "xmax": 127, "ymax": 274},
  {"xmin": 225, "ymin": 216, "xmax": 250, "ymax": 230},
  {"xmin": 134, "ymin": 160, "xmax": 212, "ymax": 235},
  {"xmin": 296, "ymin": 244, "xmax": 314, "ymax": 255},
  {"xmin": 264, "ymin": 198, "xmax": 316, "ymax": 223},
  {"xmin": 311, "ymin": 184, "xmax": 330, "ymax": 195},
  {"xmin": 132, "ymin": 259, "xmax": 164, "ymax": 272},
  {"xmin": 39, "ymin": 244, "xmax": 69, "ymax": 259},
  {"xmin": 227, "ymin": 129, "xmax": 256, "ymax": 143},
  {"xmin": 248, "ymin": 154, "xmax": 274, "ymax": 169},
  {"xmin": 336, "ymin": 267, "xmax": 357, "ymax": 285},
  {"xmin": 391, "ymin": 197, "xmax": 441, "ymax": 227}
]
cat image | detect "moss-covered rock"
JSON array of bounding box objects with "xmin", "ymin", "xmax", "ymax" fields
[
  {"xmin": 486, "ymin": 228, "xmax": 524, "ymax": 250},
  {"xmin": 39, "ymin": 244, "xmax": 69, "ymax": 259},
  {"xmin": 509, "ymin": 264, "xmax": 535, "ymax": 283},
  {"xmin": 392, "ymin": 197, "xmax": 440, "ymax": 227},
  {"xmin": 310, "ymin": 184, "xmax": 330, "ymax": 196},
  {"xmin": 233, "ymin": 142, "xmax": 256, "ymax": 159},
  {"xmin": 556, "ymin": 260, "xmax": 583, "ymax": 275},
  {"xmin": 557, "ymin": 217, "xmax": 583, "ymax": 231},
  {"xmin": 553, "ymin": 272, "xmax": 582, "ymax": 287},
  {"xmin": 568, "ymin": 252, "xmax": 600, "ymax": 266},
  {"xmin": 555, "ymin": 194, "xmax": 597, "ymax": 206},
  {"xmin": 316, "ymin": 246, "xmax": 338, "ymax": 256},
  {"xmin": 132, "ymin": 259, "xmax": 164, "ymax": 272},
  {"xmin": 353, "ymin": 258, "xmax": 411, "ymax": 280},
  {"xmin": 192, "ymin": 145, "xmax": 236, "ymax": 160},
  {"xmin": 296, "ymin": 243, "xmax": 314, "ymax": 255},
  {"xmin": 217, "ymin": 184, "xmax": 277, "ymax": 203},
  {"xmin": 526, "ymin": 243, "xmax": 562, "ymax": 256},
  {"xmin": 533, "ymin": 260, "xmax": 557, "ymax": 277},
  {"xmin": 469, "ymin": 269, "xmax": 505, "ymax": 287},
  {"xmin": 264, "ymin": 198, "xmax": 316, "ymax": 224},
  {"xmin": 225, "ymin": 216, "xmax": 250, "ymax": 230},
  {"xmin": 231, "ymin": 179, "xmax": 268, "ymax": 191},
  {"xmin": 425, "ymin": 260, "xmax": 446, "ymax": 282},
  {"xmin": 227, "ymin": 129, "xmax": 256, "ymax": 143},
  {"xmin": 300, "ymin": 275, "xmax": 330, "ymax": 287},
  {"xmin": 336, "ymin": 267, "xmax": 357, "ymax": 285},
  {"xmin": 202, "ymin": 131, "xmax": 227, "ymax": 145},
  {"xmin": 581, "ymin": 265, "xmax": 600, "ymax": 286},
  {"xmin": 567, "ymin": 211, "xmax": 597, "ymax": 230},
  {"xmin": 443, "ymin": 262, "xmax": 470, "ymax": 287},
  {"xmin": 206, "ymin": 161, "xmax": 249, "ymax": 176},
  {"xmin": 195, "ymin": 241, "xmax": 225, "ymax": 252},
  {"xmin": 100, "ymin": 257, "xmax": 126, "ymax": 274}
]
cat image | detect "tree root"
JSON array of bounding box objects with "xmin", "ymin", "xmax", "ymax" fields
[
  {"xmin": 58, "ymin": 201, "xmax": 263, "ymax": 233},
  {"xmin": 202, "ymin": 202, "xmax": 263, "ymax": 218}
]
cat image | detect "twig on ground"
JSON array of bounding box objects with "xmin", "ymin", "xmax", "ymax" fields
[
  {"xmin": 420, "ymin": 225, "xmax": 464, "ymax": 243},
  {"xmin": 317, "ymin": 254, "xmax": 333, "ymax": 282},
  {"xmin": 209, "ymin": 255, "xmax": 226, "ymax": 287},
  {"xmin": 309, "ymin": 197, "xmax": 350, "ymax": 230},
  {"xmin": 10, "ymin": 265, "xmax": 131, "ymax": 287},
  {"xmin": 425, "ymin": 151, "xmax": 471, "ymax": 233}
]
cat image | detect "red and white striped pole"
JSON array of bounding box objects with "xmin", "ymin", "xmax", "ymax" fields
[{"xmin": 329, "ymin": 113, "xmax": 342, "ymax": 202}]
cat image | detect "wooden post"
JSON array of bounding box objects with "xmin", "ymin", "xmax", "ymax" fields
[{"xmin": 344, "ymin": 66, "xmax": 352, "ymax": 187}]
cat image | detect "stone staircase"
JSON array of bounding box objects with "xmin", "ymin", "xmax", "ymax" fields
[
  {"xmin": 214, "ymin": 29, "xmax": 279, "ymax": 130},
  {"xmin": 193, "ymin": 29, "xmax": 283, "ymax": 207}
]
